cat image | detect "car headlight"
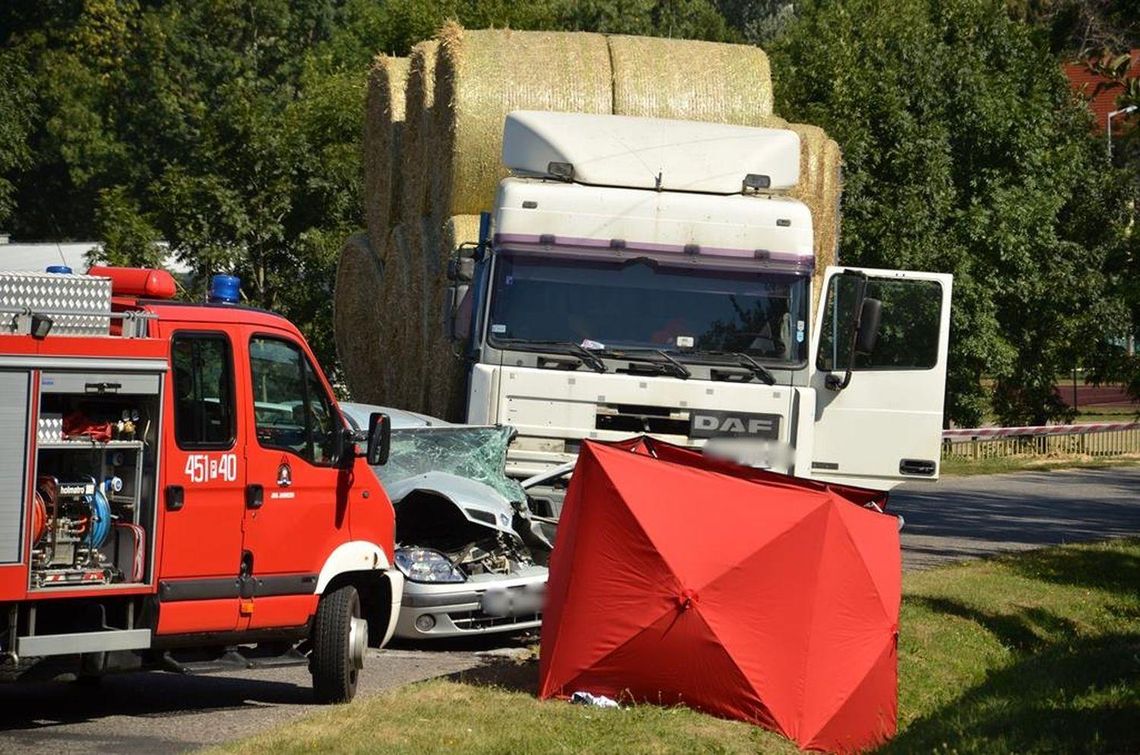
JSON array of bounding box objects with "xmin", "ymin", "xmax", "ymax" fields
[{"xmin": 395, "ymin": 547, "xmax": 466, "ymax": 583}]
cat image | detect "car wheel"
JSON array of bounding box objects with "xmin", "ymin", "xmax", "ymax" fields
[{"xmin": 311, "ymin": 584, "xmax": 367, "ymax": 703}]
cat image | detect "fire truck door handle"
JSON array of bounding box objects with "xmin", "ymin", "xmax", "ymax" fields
[
  {"xmin": 165, "ymin": 485, "xmax": 185, "ymax": 511},
  {"xmin": 245, "ymin": 484, "xmax": 264, "ymax": 509}
]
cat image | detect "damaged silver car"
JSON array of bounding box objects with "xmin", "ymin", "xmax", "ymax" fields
[{"xmin": 341, "ymin": 404, "xmax": 561, "ymax": 639}]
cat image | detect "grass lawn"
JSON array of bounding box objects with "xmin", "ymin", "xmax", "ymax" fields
[
  {"xmin": 941, "ymin": 453, "xmax": 1140, "ymax": 476},
  {"xmin": 1072, "ymin": 409, "xmax": 1138, "ymax": 424},
  {"xmin": 217, "ymin": 539, "xmax": 1140, "ymax": 754}
]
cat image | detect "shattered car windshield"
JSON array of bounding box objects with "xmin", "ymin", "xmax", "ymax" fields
[{"xmin": 372, "ymin": 426, "xmax": 525, "ymax": 503}]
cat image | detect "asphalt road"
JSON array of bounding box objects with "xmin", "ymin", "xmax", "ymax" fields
[
  {"xmin": 2, "ymin": 466, "xmax": 1138, "ymax": 752},
  {"xmin": 891, "ymin": 465, "xmax": 1140, "ymax": 570}
]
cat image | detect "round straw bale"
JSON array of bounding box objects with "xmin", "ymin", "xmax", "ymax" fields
[
  {"xmin": 608, "ymin": 35, "xmax": 774, "ymax": 125},
  {"xmin": 742, "ymin": 117, "xmax": 842, "ymax": 313},
  {"xmin": 811, "ymin": 137, "xmax": 843, "ymax": 311},
  {"xmin": 375, "ymin": 223, "xmax": 428, "ymax": 411},
  {"xmin": 372, "ymin": 227, "xmax": 406, "ymax": 408},
  {"xmin": 432, "ymin": 24, "xmax": 612, "ymax": 220},
  {"xmin": 363, "ymin": 55, "xmax": 410, "ymax": 260},
  {"xmin": 779, "ymin": 123, "xmax": 842, "ymax": 312},
  {"xmin": 423, "ymin": 214, "xmax": 482, "ymax": 421},
  {"xmin": 400, "ymin": 41, "xmax": 439, "ymax": 223},
  {"xmin": 419, "ymin": 216, "xmax": 445, "ymax": 369},
  {"xmin": 333, "ymin": 233, "xmax": 387, "ymax": 404}
]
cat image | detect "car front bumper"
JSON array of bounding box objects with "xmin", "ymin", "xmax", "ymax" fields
[{"xmin": 394, "ymin": 565, "xmax": 547, "ymax": 639}]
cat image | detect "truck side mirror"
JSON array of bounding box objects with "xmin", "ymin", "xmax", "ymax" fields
[
  {"xmin": 825, "ymin": 271, "xmax": 872, "ymax": 392},
  {"xmin": 855, "ymin": 298, "xmax": 882, "ymax": 354},
  {"xmin": 366, "ymin": 412, "xmax": 391, "ymax": 466},
  {"xmin": 447, "ymin": 284, "xmax": 473, "ymax": 342}
]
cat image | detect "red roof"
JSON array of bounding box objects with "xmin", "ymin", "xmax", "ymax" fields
[{"xmin": 1063, "ymin": 51, "xmax": 1139, "ymax": 132}]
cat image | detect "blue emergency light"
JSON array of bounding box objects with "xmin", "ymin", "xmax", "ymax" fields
[
  {"xmin": 208, "ymin": 274, "xmax": 241, "ymax": 304},
  {"xmin": 45, "ymin": 265, "xmax": 73, "ymax": 274}
]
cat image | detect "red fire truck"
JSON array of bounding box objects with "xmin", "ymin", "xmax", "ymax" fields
[{"xmin": 0, "ymin": 266, "xmax": 401, "ymax": 702}]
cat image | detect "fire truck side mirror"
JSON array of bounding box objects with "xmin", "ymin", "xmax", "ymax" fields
[{"xmin": 366, "ymin": 412, "xmax": 391, "ymax": 466}]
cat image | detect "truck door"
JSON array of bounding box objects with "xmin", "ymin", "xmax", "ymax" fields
[
  {"xmin": 240, "ymin": 333, "xmax": 345, "ymax": 629},
  {"xmin": 809, "ymin": 267, "xmax": 953, "ymax": 489},
  {"xmin": 157, "ymin": 330, "xmax": 244, "ymax": 633}
]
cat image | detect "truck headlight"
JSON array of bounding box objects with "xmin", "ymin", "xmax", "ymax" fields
[{"xmin": 395, "ymin": 548, "xmax": 466, "ymax": 583}]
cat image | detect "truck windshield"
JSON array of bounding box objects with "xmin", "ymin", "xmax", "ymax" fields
[{"xmin": 487, "ymin": 252, "xmax": 809, "ymax": 364}]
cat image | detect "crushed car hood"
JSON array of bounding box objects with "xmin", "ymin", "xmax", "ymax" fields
[
  {"xmin": 386, "ymin": 471, "xmax": 517, "ymax": 539},
  {"xmin": 375, "ymin": 425, "xmax": 526, "ymax": 504}
]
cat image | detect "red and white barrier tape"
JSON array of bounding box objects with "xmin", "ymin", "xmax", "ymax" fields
[{"xmin": 942, "ymin": 422, "xmax": 1140, "ymax": 439}]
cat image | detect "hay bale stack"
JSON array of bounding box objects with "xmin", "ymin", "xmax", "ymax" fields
[
  {"xmin": 418, "ymin": 216, "xmax": 445, "ymax": 372},
  {"xmin": 374, "ymin": 223, "xmax": 428, "ymax": 411},
  {"xmin": 333, "ymin": 233, "xmax": 386, "ymax": 404},
  {"xmin": 608, "ymin": 35, "xmax": 774, "ymax": 124},
  {"xmin": 431, "ymin": 24, "xmax": 612, "ymax": 219},
  {"xmin": 401, "ymin": 41, "xmax": 439, "ymax": 223},
  {"xmin": 362, "ymin": 55, "xmax": 410, "ymax": 260},
  {"xmin": 724, "ymin": 116, "xmax": 842, "ymax": 303},
  {"xmin": 423, "ymin": 215, "xmax": 482, "ymax": 421},
  {"xmin": 349, "ymin": 24, "xmax": 843, "ymax": 414},
  {"xmin": 780, "ymin": 123, "xmax": 843, "ymax": 309}
]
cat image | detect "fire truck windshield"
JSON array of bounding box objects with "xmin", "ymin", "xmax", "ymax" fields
[{"xmin": 487, "ymin": 251, "xmax": 809, "ymax": 365}]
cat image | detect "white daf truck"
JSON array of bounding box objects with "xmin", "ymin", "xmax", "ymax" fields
[{"xmin": 448, "ymin": 111, "xmax": 952, "ymax": 494}]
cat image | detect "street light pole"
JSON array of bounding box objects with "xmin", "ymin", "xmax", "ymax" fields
[{"xmin": 1107, "ymin": 105, "xmax": 1138, "ymax": 161}]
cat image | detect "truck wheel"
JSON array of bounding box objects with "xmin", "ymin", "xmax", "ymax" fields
[{"xmin": 311, "ymin": 584, "xmax": 368, "ymax": 703}]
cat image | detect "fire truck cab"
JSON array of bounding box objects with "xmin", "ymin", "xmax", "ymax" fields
[{"xmin": 0, "ymin": 267, "xmax": 401, "ymax": 702}]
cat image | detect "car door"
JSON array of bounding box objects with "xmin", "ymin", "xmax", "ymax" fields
[
  {"xmin": 809, "ymin": 266, "xmax": 953, "ymax": 489},
  {"xmin": 240, "ymin": 331, "xmax": 347, "ymax": 629},
  {"xmin": 157, "ymin": 328, "xmax": 244, "ymax": 634}
]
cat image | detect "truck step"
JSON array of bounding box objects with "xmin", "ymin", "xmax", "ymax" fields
[{"xmin": 161, "ymin": 647, "xmax": 308, "ymax": 674}]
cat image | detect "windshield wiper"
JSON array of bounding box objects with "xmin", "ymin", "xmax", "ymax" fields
[
  {"xmin": 493, "ymin": 339, "xmax": 607, "ymax": 373},
  {"xmin": 724, "ymin": 352, "xmax": 777, "ymax": 385},
  {"xmin": 606, "ymin": 348, "xmax": 691, "ymax": 380},
  {"xmin": 692, "ymin": 351, "xmax": 777, "ymax": 385},
  {"xmin": 735, "ymin": 352, "xmax": 777, "ymax": 385}
]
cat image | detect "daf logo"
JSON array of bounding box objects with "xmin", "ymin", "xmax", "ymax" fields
[{"xmin": 689, "ymin": 410, "xmax": 780, "ymax": 440}]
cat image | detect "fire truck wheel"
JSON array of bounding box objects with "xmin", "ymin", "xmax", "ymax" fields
[{"xmin": 311, "ymin": 583, "xmax": 367, "ymax": 703}]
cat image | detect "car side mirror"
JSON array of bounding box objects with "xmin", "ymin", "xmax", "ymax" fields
[
  {"xmin": 366, "ymin": 412, "xmax": 391, "ymax": 466},
  {"xmin": 855, "ymin": 298, "xmax": 882, "ymax": 354}
]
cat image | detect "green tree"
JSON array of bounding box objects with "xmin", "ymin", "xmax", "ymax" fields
[
  {"xmin": 92, "ymin": 185, "xmax": 163, "ymax": 267},
  {"xmin": 560, "ymin": 0, "xmax": 735, "ymax": 39},
  {"xmin": 714, "ymin": 0, "xmax": 797, "ymax": 45},
  {"xmin": 1084, "ymin": 49, "xmax": 1140, "ymax": 407},
  {"xmin": 1, "ymin": 0, "xmax": 738, "ymax": 379},
  {"xmin": 0, "ymin": 48, "xmax": 35, "ymax": 228},
  {"xmin": 1006, "ymin": 0, "xmax": 1140, "ymax": 55},
  {"xmin": 774, "ymin": 0, "xmax": 1123, "ymax": 426}
]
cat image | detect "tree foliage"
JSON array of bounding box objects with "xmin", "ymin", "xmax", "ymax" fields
[
  {"xmin": 773, "ymin": 0, "xmax": 1124, "ymax": 426},
  {"xmin": 2, "ymin": 0, "xmax": 1135, "ymax": 420},
  {"xmin": 0, "ymin": 0, "xmax": 731, "ymax": 377},
  {"xmin": 0, "ymin": 48, "xmax": 35, "ymax": 227}
]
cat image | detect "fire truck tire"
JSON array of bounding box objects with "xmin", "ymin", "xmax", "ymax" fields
[{"xmin": 311, "ymin": 583, "xmax": 366, "ymax": 703}]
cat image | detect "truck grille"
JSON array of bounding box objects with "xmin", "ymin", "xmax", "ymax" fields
[{"xmin": 595, "ymin": 404, "xmax": 689, "ymax": 435}]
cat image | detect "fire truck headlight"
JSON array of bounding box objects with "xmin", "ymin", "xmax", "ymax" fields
[{"xmin": 395, "ymin": 548, "xmax": 466, "ymax": 583}]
